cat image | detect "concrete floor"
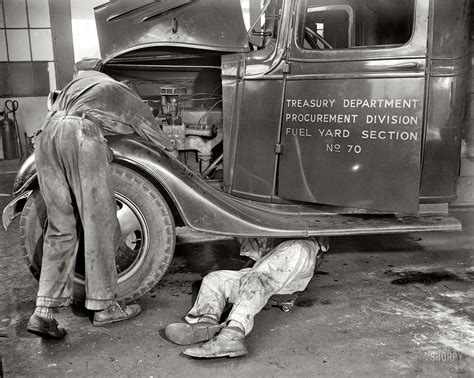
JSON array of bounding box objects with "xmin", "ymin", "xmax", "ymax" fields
[{"xmin": 0, "ymin": 159, "xmax": 473, "ymax": 377}]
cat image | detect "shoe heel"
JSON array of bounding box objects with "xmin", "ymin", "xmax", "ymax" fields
[{"xmin": 228, "ymin": 350, "xmax": 247, "ymax": 358}]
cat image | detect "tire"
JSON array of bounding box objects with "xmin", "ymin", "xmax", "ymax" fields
[{"xmin": 19, "ymin": 164, "xmax": 176, "ymax": 303}]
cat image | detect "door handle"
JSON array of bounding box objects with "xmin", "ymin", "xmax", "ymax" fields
[{"xmin": 388, "ymin": 62, "xmax": 419, "ymax": 70}]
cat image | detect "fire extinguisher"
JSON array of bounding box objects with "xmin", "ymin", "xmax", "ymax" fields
[{"xmin": 1, "ymin": 100, "xmax": 22, "ymax": 160}]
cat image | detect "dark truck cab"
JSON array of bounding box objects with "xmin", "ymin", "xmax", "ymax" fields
[{"xmin": 3, "ymin": 0, "xmax": 471, "ymax": 302}]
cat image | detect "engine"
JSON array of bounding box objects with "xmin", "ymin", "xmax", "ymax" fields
[{"xmin": 154, "ymin": 84, "xmax": 223, "ymax": 178}]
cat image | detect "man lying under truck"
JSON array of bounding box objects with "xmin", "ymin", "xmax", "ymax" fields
[
  {"xmin": 164, "ymin": 237, "xmax": 329, "ymax": 358},
  {"xmin": 27, "ymin": 70, "xmax": 173, "ymax": 339}
]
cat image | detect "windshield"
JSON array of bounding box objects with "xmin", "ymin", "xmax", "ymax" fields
[{"xmin": 241, "ymin": 0, "xmax": 283, "ymax": 48}]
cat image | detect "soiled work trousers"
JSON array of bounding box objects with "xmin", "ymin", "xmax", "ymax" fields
[
  {"xmin": 35, "ymin": 113, "xmax": 119, "ymax": 310},
  {"xmin": 185, "ymin": 239, "xmax": 322, "ymax": 335}
]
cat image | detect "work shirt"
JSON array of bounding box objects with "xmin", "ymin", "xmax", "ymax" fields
[{"xmin": 50, "ymin": 70, "xmax": 171, "ymax": 150}]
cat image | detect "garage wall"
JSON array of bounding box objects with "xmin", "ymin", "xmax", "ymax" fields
[
  {"xmin": 0, "ymin": 0, "xmax": 75, "ymax": 159},
  {"xmin": 470, "ymin": 8, "xmax": 473, "ymax": 149},
  {"xmin": 455, "ymin": 7, "xmax": 474, "ymax": 205}
]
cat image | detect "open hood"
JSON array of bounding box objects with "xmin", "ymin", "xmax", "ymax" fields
[{"xmin": 94, "ymin": 0, "xmax": 250, "ymax": 63}]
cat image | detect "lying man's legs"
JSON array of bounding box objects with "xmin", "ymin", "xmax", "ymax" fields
[
  {"xmin": 183, "ymin": 238, "xmax": 324, "ymax": 358},
  {"xmin": 227, "ymin": 238, "xmax": 321, "ymax": 334},
  {"xmin": 165, "ymin": 269, "xmax": 246, "ymax": 345},
  {"xmin": 186, "ymin": 269, "xmax": 245, "ymax": 323}
]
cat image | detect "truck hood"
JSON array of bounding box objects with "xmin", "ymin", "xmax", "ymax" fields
[{"xmin": 94, "ymin": 0, "xmax": 250, "ymax": 63}]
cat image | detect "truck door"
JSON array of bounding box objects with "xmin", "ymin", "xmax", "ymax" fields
[{"xmin": 278, "ymin": 0, "xmax": 428, "ymax": 213}]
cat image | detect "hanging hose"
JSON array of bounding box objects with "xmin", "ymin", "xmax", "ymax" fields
[{"xmin": 4, "ymin": 100, "xmax": 23, "ymax": 157}]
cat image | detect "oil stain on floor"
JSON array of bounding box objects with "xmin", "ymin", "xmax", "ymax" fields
[{"xmin": 390, "ymin": 270, "xmax": 467, "ymax": 285}]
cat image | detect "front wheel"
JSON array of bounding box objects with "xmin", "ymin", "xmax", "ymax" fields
[{"xmin": 19, "ymin": 164, "xmax": 176, "ymax": 303}]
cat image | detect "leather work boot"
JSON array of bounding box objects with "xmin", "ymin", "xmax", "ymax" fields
[
  {"xmin": 165, "ymin": 321, "xmax": 222, "ymax": 345},
  {"xmin": 26, "ymin": 314, "xmax": 67, "ymax": 339},
  {"xmin": 183, "ymin": 326, "xmax": 247, "ymax": 358},
  {"xmin": 93, "ymin": 302, "xmax": 141, "ymax": 326}
]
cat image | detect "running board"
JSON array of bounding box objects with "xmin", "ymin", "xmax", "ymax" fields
[{"xmin": 297, "ymin": 213, "xmax": 461, "ymax": 236}]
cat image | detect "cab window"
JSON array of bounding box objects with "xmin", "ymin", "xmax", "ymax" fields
[{"xmin": 300, "ymin": 0, "xmax": 415, "ymax": 50}]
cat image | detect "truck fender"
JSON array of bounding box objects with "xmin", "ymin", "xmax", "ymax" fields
[
  {"xmin": 109, "ymin": 135, "xmax": 309, "ymax": 237},
  {"xmin": 2, "ymin": 153, "xmax": 37, "ymax": 230}
]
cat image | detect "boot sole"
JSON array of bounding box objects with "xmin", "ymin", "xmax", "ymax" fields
[
  {"xmin": 165, "ymin": 323, "xmax": 221, "ymax": 345},
  {"xmin": 26, "ymin": 325, "xmax": 66, "ymax": 339},
  {"xmin": 184, "ymin": 349, "xmax": 248, "ymax": 358}
]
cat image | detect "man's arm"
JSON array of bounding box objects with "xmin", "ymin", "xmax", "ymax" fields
[
  {"xmin": 80, "ymin": 81, "xmax": 173, "ymax": 151},
  {"xmin": 130, "ymin": 115, "xmax": 173, "ymax": 151}
]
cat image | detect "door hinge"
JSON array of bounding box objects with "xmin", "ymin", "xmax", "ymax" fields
[
  {"xmin": 274, "ymin": 143, "xmax": 284, "ymax": 154},
  {"xmin": 283, "ymin": 62, "xmax": 291, "ymax": 74}
]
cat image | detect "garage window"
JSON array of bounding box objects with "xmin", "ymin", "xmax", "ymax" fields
[{"xmin": 0, "ymin": 0, "xmax": 55, "ymax": 96}]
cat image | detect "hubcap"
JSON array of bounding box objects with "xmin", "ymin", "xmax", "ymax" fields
[{"xmin": 71, "ymin": 192, "xmax": 149, "ymax": 285}]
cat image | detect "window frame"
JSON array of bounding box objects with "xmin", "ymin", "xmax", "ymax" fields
[{"xmin": 290, "ymin": 0, "xmax": 428, "ymax": 62}]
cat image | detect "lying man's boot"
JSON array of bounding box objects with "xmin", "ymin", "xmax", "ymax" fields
[
  {"xmin": 183, "ymin": 326, "xmax": 247, "ymax": 358},
  {"xmin": 26, "ymin": 314, "xmax": 67, "ymax": 339},
  {"xmin": 165, "ymin": 321, "xmax": 222, "ymax": 345},
  {"xmin": 93, "ymin": 302, "xmax": 141, "ymax": 326}
]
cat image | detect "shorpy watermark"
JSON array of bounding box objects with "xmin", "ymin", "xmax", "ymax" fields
[{"xmin": 426, "ymin": 350, "xmax": 464, "ymax": 363}]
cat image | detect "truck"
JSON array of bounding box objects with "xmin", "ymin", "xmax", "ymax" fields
[{"xmin": 3, "ymin": 0, "xmax": 471, "ymax": 302}]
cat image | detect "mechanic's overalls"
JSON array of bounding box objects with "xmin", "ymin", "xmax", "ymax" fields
[
  {"xmin": 34, "ymin": 71, "xmax": 171, "ymax": 311},
  {"xmin": 35, "ymin": 112, "xmax": 119, "ymax": 310},
  {"xmin": 185, "ymin": 238, "xmax": 328, "ymax": 334}
]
